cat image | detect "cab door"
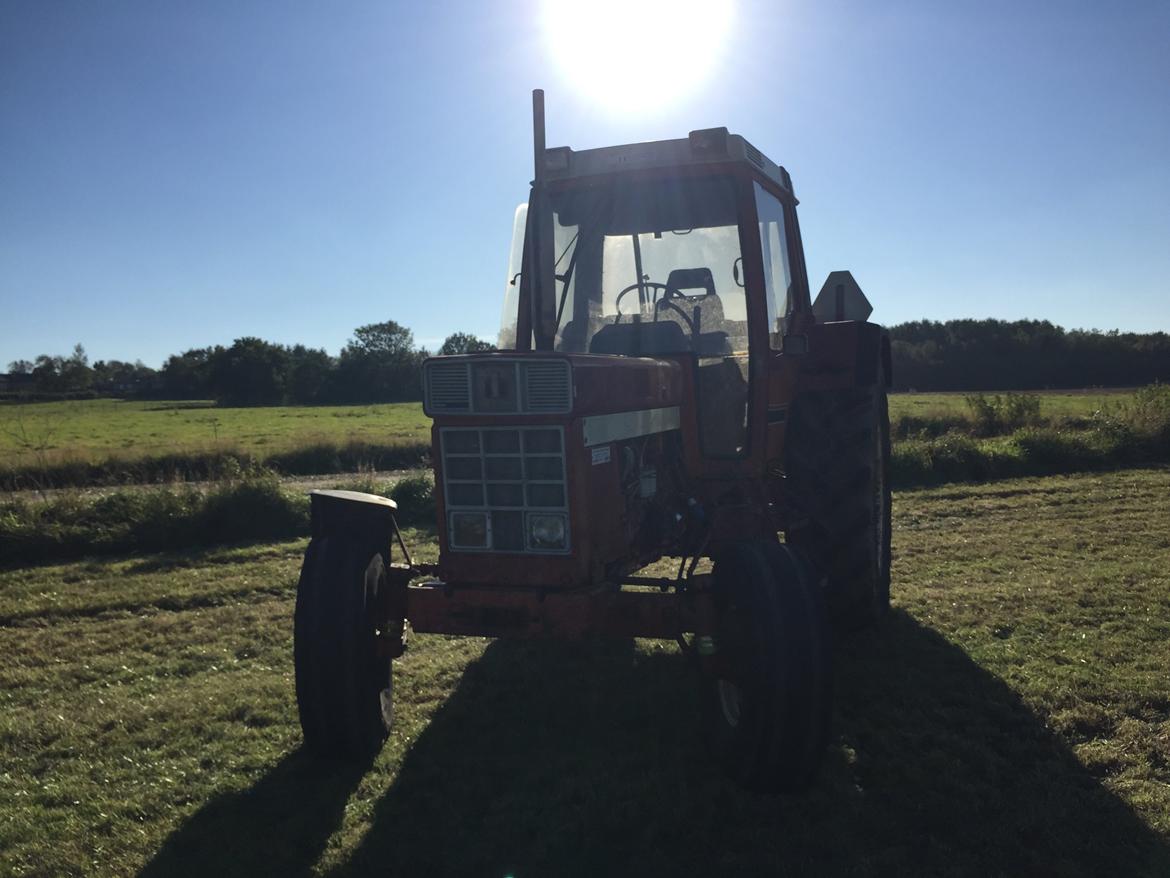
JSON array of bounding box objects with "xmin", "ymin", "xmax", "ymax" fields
[{"xmin": 753, "ymin": 181, "xmax": 810, "ymax": 467}]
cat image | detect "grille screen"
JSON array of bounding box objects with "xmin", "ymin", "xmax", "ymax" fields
[
  {"xmin": 425, "ymin": 359, "xmax": 570, "ymax": 414},
  {"xmin": 441, "ymin": 426, "xmax": 569, "ymax": 554},
  {"xmin": 426, "ymin": 362, "xmax": 470, "ymax": 411},
  {"xmin": 521, "ymin": 361, "xmax": 571, "ymax": 412}
]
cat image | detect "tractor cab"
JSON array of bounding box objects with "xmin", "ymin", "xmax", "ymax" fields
[{"xmin": 498, "ymin": 126, "xmax": 810, "ymax": 459}]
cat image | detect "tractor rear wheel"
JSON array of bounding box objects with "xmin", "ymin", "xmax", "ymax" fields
[
  {"xmin": 294, "ymin": 536, "xmax": 393, "ymax": 759},
  {"xmin": 707, "ymin": 540, "xmax": 833, "ymax": 793},
  {"xmin": 785, "ymin": 378, "xmax": 891, "ymax": 629}
]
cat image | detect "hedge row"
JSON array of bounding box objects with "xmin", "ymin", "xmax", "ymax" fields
[
  {"xmin": 0, "ymin": 473, "xmax": 435, "ymax": 567},
  {"xmin": 0, "ymin": 440, "xmax": 431, "ymax": 492}
]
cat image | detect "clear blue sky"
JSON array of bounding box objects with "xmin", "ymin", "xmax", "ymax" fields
[{"xmin": 2, "ymin": 0, "xmax": 1168, "ymax": 367}]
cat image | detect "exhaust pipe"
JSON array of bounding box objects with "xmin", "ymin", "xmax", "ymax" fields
[
  {"xmin": 529, "ymin": 88, "xmax": 556, "ymax": 350},
  {"xmin": 532, "ymin": 88, "xmax": 546, "ymax": 183}
]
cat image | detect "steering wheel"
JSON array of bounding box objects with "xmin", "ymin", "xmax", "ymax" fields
[
  {"xmin": 654, "ymin": 295, "xmax": 697, "ymax": 335},
  {"xmin": 613, "ymin": 281, "xmax": 671, "ymax": 323}
]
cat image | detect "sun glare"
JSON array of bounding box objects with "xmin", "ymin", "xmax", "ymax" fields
[{"xmin": 540, "ymin": 0, "xmax": 734, "ymax": 112}]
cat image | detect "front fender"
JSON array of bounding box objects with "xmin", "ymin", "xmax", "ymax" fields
[{"xmin": 309, "ymin": 489, "xmax": 398, "ymax": 554}]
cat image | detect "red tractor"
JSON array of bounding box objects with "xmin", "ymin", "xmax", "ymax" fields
[{"xmin": 295, "ymin": 91, "xmax": 891, "ymax": 792}]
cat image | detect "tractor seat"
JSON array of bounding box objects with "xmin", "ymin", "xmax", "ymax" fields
[
  {"xmin": 655, "ymin": 267, "xmax": 727, "ymax": 349},
  {"xmin": 665, "ymin": 267, "xmax": 716, "ymax": 299}
]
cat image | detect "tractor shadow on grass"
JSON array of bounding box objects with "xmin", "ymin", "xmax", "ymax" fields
[
  {"xmin": 138, "ymin": 748, "xmax": 373, "ymax": 878},
  {"xmin": 332, "ymin": 611, "xmax": 1170, "ymax": 877}
]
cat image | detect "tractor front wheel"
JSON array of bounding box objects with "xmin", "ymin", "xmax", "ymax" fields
[
  {"xmin": 707, "ymin": 541, "xmax": 833, "ymax": 793},
  {"xmin": 294, "ymin": 536, "xmax": 393, "ymax": 759}
]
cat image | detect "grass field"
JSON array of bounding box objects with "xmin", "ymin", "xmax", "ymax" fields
[
  {"xmin": 0, "ymin": 392, "xmax": 1133, "ymax": 464},
  {"xmin": 888, "ymin": 387, "xmax": 1132, "ymax": 422},
  {"xmin": 2, "ymin": 389, "xmax": 1155, "ymax": 494},
  {"xmin": 2, "ymin": 468, "xmax": 1168, "ymax": 876},
  {"xmin": 0, "ymin": 398, "xmax": 429, "ymax": 465}
]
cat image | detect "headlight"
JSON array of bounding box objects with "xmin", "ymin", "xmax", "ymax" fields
[{"xmin": 527, "ymin": 513, "xmax": 567, "ymax": 550}]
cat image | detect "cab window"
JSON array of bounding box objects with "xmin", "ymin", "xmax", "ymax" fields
[{"xmin": 753, "ymin": 183, "xmax": 794, "ymax": 349}]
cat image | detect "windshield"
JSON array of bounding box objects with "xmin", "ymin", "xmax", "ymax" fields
[
  {"xmin": 501, "ymin": 175, "xmax": 747, "ymax": 356},
  {"xmin": 499, "ymin": 173, "xmax": 752, "ymax": 456}
]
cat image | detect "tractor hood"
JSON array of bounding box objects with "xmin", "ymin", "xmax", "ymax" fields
[{"xmin": 422, "ymin": 352, "xmax": 683, "ymax": 420}]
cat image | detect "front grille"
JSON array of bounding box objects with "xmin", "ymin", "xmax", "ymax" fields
[
  {"xmin": 426, "ymin": 362, "xmax": 470, "ymax": 411},
  {"xmin": 424, "ymin": 358, "xmax": 571, "ymax": 415},
  {"xmin": 441, "ymin": 426, "xmax": 569, "ymax": 554},
  {"xmin": 521, "ymin": 361, "xmax": 571, "ymax": 412}
]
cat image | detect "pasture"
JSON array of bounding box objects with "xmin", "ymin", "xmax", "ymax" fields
[
  {"xmin": 0, "ymin": 389, "xmax": 1152, "ymax": 492},
  {"xmin": 0, "ymin": 391, "xmax": 1133, "ymax": 462},
  {"xmin": 889, "ymin": 387, "xmax": 1132, "ymax": 422},
  {"xmin": 2, "ymin": 468, "xmax": 1168, "ymax": 876},
  {"xmin": 0, "ymin": 399, "xmax": 429, "ymax": 465}
]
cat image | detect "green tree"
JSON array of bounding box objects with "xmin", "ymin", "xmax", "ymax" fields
[
  {"xmin": 161, "ymin": 347, "xmax": 218, "ymax": 399},
  {"xmin": 61, "ymin": 344, "xmax": 92, "ymax": 390},
  {"xmin": 31, "ymin": 355, "xmax": 66, "ymax": 392},
  {"xmin": 347, "ymin": 320, "xmax": 416, "ymax": 359},
  {"xmin": 27, "ymin": 344, "xmax": 92, "ymax": 393},
  {"xmin": 888, "ymin": 319, "xmax": 1170, "ymax": 391},
  {"xmin": 286, "ymin": 345, "xmax": 334, "ymax": 404},
  {"xmin": 336, "ymin": 320, "xmax": 424, "ymax": 402},
  {"xmin": 92, "ymin": 359, "xmax": 157, "ymax": 396},
  {"xmin": 209, "ymin": 338, "xmax": 289, "ymax": 406},
  {"xmin": 438, "ymin": 332, "xmax": 494, "ymax": 355}
]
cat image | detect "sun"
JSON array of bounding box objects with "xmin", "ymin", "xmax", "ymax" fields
[{"xmin": 540, "ymin": 0, "xmax": 735, "ymax": 112}]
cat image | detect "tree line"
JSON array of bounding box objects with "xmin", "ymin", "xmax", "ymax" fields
[
  {"xmin": 888, "ymin": 319, "xmax": 1170, "ymax": 391},
  {"xmin": 7, "ymin": 318, "xmax": 1170, "ymax": 403},
  {"xmin": 5, "ymin": 323, "xmax": 491, "ymax": 405}
]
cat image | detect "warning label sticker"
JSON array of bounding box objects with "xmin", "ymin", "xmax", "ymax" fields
[{"xmin": 591, "ymin": 445, "xmax": 612, "ymax": 466}]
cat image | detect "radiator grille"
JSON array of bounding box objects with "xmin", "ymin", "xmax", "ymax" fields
[
  {"xmin": 522, "ymin": 361, "xmax": 571, "ymax": 412},
  {"xmin": 425, "ymin": 358, "xmax": 571, "ymax": 415},
  {"xmin": 426, "ymin": 362, "xmax": 470, "ymax": 412},
  {"xmin": 441, "ymin": 426, "xmax": 569, "ymax": 554}
]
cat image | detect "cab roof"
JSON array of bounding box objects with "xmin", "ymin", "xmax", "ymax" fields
[{"xmin": 540, "ymin": 127, "xmax": 794, "ymax": 198}]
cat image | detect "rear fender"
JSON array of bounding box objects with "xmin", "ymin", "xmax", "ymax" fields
[{"xmin": 798, "ymin": 321, "xmax": 890, "ymax": 393}]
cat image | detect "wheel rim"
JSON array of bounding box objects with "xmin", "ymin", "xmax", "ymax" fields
[
  {"xmin": 715, "ymin": 596, "xmax": 751, "ymax": 729},
  {"xmin": 379, "ymin": 686, "xmax": 394, "ymax": 731},
  {"xmin": 717, "ymin": 679, "xmax": 742, "ymax": 728}
]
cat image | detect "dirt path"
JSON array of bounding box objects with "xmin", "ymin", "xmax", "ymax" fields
[{"xmin": 2, "ymin": 468, "xmax": 427, "ymax": 503}]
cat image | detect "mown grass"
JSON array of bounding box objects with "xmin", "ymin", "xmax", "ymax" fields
[{"xmin": 1, "ymin": 468, "xmax": 1168, "ymax": 876}]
